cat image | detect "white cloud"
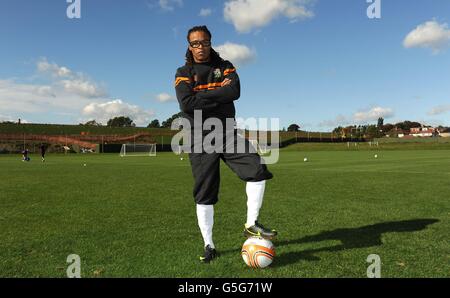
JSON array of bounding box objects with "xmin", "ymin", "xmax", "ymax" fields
[
  {"xmin": 59, "ymin": 79, "xmax": 105, "ymax": 98},
  {"xmin": 199, "ymin": 8, "xmax": 212, "ymax": 17},
  {"xmin": 0, "ymin": 59, "xmax": 151, "ymax": 126},
  {"xmin": 428, "ymin": 104, "xmax": 450, "ymax": 115},
  {"xmin": 35, "ymin": 85, "xmax": 56, "ymax": 97},
  {"xmin": 155, "ymin": 93, "xmax": 176, "ymax": 103},
  {"xmin": 318, "ymin": 115, "xmax": 350, "ymax": 128},
  {"xmin": 0, "ymin": 114, "xmax": 28, "ymax": 123},
  {"xmin": 215, "ymin": 42, "xmax": 256, "ymax": 66},
  {"xmin": 403, "ymin": 20, "xmax": 450, "ymax": 54},
  {"xmin": 82, "ymin": 100, "xmax": 154, "ymax": 126},
  {"xmin": 158, "ymin": 0, "xmax": 183, "ymax": 11},
  {"xmin": 0, "ymin": 80, "xmax": 71, "ymax": 113},
  {"xmin": 353, "ymin": 107, "xmax": 394, "ymax": 123},
  {"xmin": 319, "ymin": 107, "xmax": 394, "ymax": 128},
  {"xmin": 419, "ymin": 119, "xmax": 447, "ymax": 128},
  {"xmin": 0, "ymin": 78, "xmax": 152, "ymax": 126},
  {"xmin": 37, "ymin": 58, "xmax": 106, "ymax": 98},
  {"xmin": 224, "ymin": 0, "xmax": 314, "ymax": 33},
  {"xmin": 37, "ymin": 58, "xmax": 72, "ymax": 78}
]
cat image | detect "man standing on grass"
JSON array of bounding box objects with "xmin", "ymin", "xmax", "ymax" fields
[
  {"xmin": 40, "ymin": 143, "xmax": 46, "ymax": 162},
  {"xmin": 174, "ymin": 25, "xmax": 277, "ymax": 263},
  {"xmin": 22, "ymin": 148, "xmax": 30, "ymax": 162}
]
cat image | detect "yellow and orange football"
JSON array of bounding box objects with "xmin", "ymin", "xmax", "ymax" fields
[{"xmin": 241, "ymin": 237, "xmax": 275, "ymax": 268}]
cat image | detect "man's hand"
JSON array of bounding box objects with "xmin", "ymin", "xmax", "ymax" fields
[{"xmin": 221, "ymin": 78, "xmax": 232, "ymax": 87}]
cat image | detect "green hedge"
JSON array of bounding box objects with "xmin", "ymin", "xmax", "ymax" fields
[{"xmin": 0, "ymin": 123, "xmax": 173, "ymax": 135}]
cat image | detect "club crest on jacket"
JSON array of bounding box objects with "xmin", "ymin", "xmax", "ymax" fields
[{"xmin": 213, "ymin": 68, "xmax": 222, "ymax": 79}]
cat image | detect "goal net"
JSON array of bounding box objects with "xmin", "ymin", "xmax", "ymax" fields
[{"xmin": 120, "ymin": 143, "xmax": 156, "ymax": 157}]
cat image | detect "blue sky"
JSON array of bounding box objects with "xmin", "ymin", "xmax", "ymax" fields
[{"xmin": 0, "ymin": 0, "xmax": 449, "ymax": 131}]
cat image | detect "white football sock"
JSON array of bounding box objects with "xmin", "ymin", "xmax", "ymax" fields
[
  {"xmin": 246, "ymin": 180, "xmax": 266, "ymax": 228},
  {"xmin": 196, "ymin": 204, "xmax": 215, "ymax": 249}
]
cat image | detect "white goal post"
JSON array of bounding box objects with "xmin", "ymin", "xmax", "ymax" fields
[{"xmin": 120, "ymin": 143, "xmax": 156, "ymax": 157}]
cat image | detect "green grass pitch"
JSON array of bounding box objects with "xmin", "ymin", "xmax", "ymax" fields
[{"xmin": 0, "ymin": 149, "xmax": 449, "ymax": 277}]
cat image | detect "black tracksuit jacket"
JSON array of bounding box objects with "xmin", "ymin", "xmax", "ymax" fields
[{"xmin": 174, "ymin": 59, "xmax": 240, "ymax": 126}]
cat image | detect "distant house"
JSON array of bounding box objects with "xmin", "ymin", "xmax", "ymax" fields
[
  {"xmin": 438, "ymin": 127, "xmax": 450, "ymax": 138},
  {"xmin": 410, "ymin": 127, "xmax": 436, "ymax": 137},
  {"xmin": 386, "ymin": 128, "xmax": 407, "ymax": 138}
]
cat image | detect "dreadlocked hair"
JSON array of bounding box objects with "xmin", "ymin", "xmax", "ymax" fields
[{"xmin": 185, "ymin": 25, "xmax": 224, "ymax": 66}]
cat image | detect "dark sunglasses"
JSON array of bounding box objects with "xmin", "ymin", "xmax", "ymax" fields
[{"xmin": 189, "ymin": 40, "xmax": 211, "ymax": 48}]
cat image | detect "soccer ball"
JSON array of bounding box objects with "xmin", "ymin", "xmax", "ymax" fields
[
  {"xmin": 304, "ymin": 157, "xmax": 308, "ymax": 162},
  {"xmin": 241, "ymin": 237, "xmax": 275, "ymax": 268},
  {"xmin": 374, "ymin": 154, "xmax": 378, "ymax": 159}
]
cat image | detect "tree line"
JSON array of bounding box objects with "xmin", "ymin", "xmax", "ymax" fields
[
  {"xmin": 66, "ymin": 116, "xmax": 450, "ymax": 135},
  {"xmin": 79, "ymin": 113, "xmax": 184, "ymax": 128},
  {"xmin": 284, "ymin": 118, "xmax": 449, "ymax": 138},
  {"xmin": 331, "ymin": 118, "xmax": 448, "ymax": 139}
]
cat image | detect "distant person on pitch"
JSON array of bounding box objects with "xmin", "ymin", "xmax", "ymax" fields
[
  {"xmin": 22, "ymin": 148, "xmax": 30, "ymax": 162},
  {"xmin": 174, "ymin": 25, "xmax": 277, "ymax": 263},
  {"xmin": 40, "ymin": 144, "xmax": 46, "ymax": 162}
]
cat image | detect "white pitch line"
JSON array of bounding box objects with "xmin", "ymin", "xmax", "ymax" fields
[{"xmin": 311, "ymin": 168, "xmax": 442, "ymax": 175}]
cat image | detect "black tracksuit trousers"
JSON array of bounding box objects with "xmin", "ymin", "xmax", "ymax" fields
[{"xmin": 188, "ymin": 129, "xmax": 273, "ymax": 205}]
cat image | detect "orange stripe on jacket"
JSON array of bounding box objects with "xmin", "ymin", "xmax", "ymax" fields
[
  {"xmin": 175, "ymin": 77, "xmax": 191, "ymax": 87},
  {"xmin": 223, "ymin": 68, "xmax": 236, "ymax": 76},
  {"xmin": 193, "ymin": 82, "xmax": 222, "ymax": 92}
]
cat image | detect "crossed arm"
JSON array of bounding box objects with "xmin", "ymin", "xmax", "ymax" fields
[{"xmin": 175, "ymin": 70, "xmax": 240, "ymax": 113}]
